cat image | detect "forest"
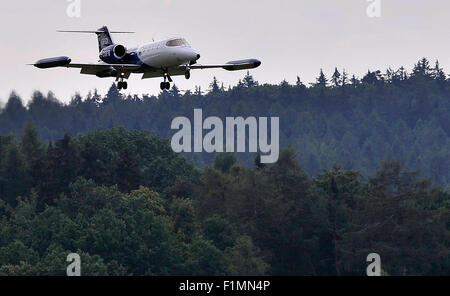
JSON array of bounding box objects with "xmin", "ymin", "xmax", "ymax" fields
[
  {"xmin": 0, "ymin": 57, "xmax": 448, "ymax": 275},
  {"xmin": 0, "ymin": 58, "xmax": 448, "ymax": 189}
]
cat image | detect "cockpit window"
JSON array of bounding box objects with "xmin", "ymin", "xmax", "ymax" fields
[{"xmin": 166, "ymin": 38, "xmax": 190, "ymax": 47}]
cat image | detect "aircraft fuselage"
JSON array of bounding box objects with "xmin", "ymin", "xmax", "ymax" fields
[{"xmin": 99, "ymin": 38, "xmax": 200, "ymax": 70}]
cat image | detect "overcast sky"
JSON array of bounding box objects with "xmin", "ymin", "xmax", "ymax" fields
[{"xmin": 1, "ymin": 0, "xmax": 449, "ymax": 104}]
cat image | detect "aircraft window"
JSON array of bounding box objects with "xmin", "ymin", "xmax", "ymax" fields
[{"xmin": 166, "ymin": 39, "xmax": 189, "ymax": 47}]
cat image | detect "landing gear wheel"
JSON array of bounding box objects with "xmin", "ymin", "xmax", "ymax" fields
[
  {"xmin": 117, "ymin": 82, "xmax": 123, "ymax": 90},
  {"xmin": 160, "ymin": 82, "xmax": 171, "ymax": 90},
  {"xmin": 185, "ymin": 71, "xmax": 191, "ymax": 80},
  {"xmin": 123, "ymin": 82, "xmax": 128, "ymax": 90}
]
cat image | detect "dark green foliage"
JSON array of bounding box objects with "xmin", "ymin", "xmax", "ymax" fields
[
  {"xmin": 203, "ymin": 215, "xmax": 237, "ymax": 250},
  {"xmin": 0, "ymin": 139, "xmax": 29, "ymax": 205},
  {"xmin": 0, "ymin": 127, "xmax": 447, "ymax": 275},
  {"xmin": 75, "ymin": 127, "xmax": 198, "ymax": 193},
  {"xmin": 0, "ymin": 58, "xmax": 448, "ymax": 275},
  {"xmin": 225, "ymin": 236, "xmax": 269, "ymax": 276},
  {"xmin": 214, "ymin": 153, "xmax": 237, "ymax": 173},
  {"xmin": 0, "ymin": 58, "xmax": 447, "ymax": 190}
]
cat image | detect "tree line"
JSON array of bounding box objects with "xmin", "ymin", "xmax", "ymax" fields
[{"xmin": 0, "ymin": 58, "xmax": 448, "ymax": 190}]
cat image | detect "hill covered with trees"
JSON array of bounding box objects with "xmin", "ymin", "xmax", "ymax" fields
[
  {"xmin": 0, "ymin": 126, "xmax": 448, "ymax": 275},
  {"xmin": 0, "ymin": 57, "xmax": 448, "ymax": 275},
  {"xmin": 0, "ymin": 58, "xmax": 448, "ymax": 189}
]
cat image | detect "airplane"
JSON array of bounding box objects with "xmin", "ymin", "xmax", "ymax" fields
[{"xmin": 32, "ymin": 26, "xmax": 261, "ymax": 91}]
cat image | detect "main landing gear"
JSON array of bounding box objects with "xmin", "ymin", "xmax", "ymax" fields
[
  {"xmin": 160, "ymin": 82, "xmax": 170, "ymax": 90},
  {"xmin": 117, "ymin": 73, "xmax": 128, "ymax": 90},
  {"xmin": 117, "ymin": 81, "xmax": 128, "ymax": 90},
  {"xmin": 160, "ymin": 72, "xmax": 173, "ymax": 90}
]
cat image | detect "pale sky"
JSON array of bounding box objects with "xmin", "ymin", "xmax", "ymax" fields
[{"xmin": 1, "ymin": 0, "xmax": 449, "ymax": 104}]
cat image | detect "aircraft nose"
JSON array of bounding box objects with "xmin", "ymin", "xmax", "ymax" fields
[
  {"xmin": 191, "ymin": 50, "xmax": 200, "ymax": 61},
  {"xmin": 180, "ymin": 49, "xmax": 201, "ymax": 63},
  {"xmin": 189, "ymin": 49, "xmax": 200, "ymax": 61}
]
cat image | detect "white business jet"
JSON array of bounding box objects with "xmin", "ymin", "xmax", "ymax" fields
[{"xmin": 33, "ymin": 26, "xmax": 261, "ymax": 91}]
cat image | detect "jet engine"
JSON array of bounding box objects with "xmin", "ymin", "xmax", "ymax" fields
[{"xmin": 99, "ymin": 44, "xmax": 128, "ymax": 63}]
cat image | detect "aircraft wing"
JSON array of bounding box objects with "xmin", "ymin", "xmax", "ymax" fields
[
  {"xmin": 183, "ymin": 59, "xmax": 261, "ymax": 71},
  {"xmin": 33, "ymin": 56, "xmax": 141, "ymax": 77},
  {"xmin": 66, "ymin": 63, "xmax": 141, "ymax": 76}
]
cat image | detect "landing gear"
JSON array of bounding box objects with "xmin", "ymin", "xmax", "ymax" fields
[
  {"xmin": 117, "ymin": 81, "xmax": 128, "ymax": 90},
  {"xmin": 185, "ymin": 70, "xmax": 191, "ymax": 80},
  {"xmin": 160, "ymin": 71, "xmax": 172, "ymax": 90},
  {"xmin": 160, "ymin": 82, "xmax": 170, "ymax": 90},
  {"xmin": 117, "ymin": 73, "xmax": 128, "ymax": 91}
]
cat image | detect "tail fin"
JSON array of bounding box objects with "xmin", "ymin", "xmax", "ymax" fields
[
  {"xmin": 96, "ymin": 26, "xmax": 114, "ymax": 51},
  {"xmin": 57, "ymin": 26, "xmax": 135, "ymax": 52}
]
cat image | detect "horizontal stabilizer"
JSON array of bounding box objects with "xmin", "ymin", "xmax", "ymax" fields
[{"xmin": 57, "ymin": 30, "xmax": 135, "ymax": 34}]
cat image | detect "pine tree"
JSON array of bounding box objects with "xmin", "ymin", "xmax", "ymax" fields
[
  {"xmin": 315, "ymin": 69, "xmax": 328, "ymax": 87},
  {"xmin": 331, "ymin": 68, "xmax": 341, "ymax": 87},
  {"xmin": 169, "ymin": 84, "xmax": 181, "ymax": 97},
  {"xmin": 350, "ymin": 75, "xmax": 359, "ymax": 86},
  {"xmin": 21, "ymin": 122, "xmax": 45, "ymax": 189},
  {"xmin": 195, "ymin": 86, "xmax": 203, "ymax": 96},
  {"xmin": 92, "ymin": 89, "xmax": 102, "ymax": 105},
  {"xmin": 0, "ymin": 141, "xmax": 29, "ymax": 205},
  {"xmin": 70, "ymin": 93, "xmax": 83, "ymax": 106},
  {"xmin": 385, "ymin": 67, "xmax": 394, "ymax": 83},
  {"xmin": 432, "ymin": 60, "xmax": 446, "ymax": 84},
  {"xmin": 341, "ymin": 70, "xmax": 348, "ymax": 86},
  {"xmin": 361, "ymin": 70, "xmax": 381, "ymax": 84},
  {"xmin": 103, "ymin": 83, "xmax": 122, "ymax": 105},
  {"xmin": 4, "ymin": 93, "xmax": 27, "ymax": 125},
  {"xmin": 412, "ymin": 57, "xmax": 431, "ymax": 77},
  {"xmin": 41, "ymin": 133, "xmax": 80, "ymax": 205},
  {"xmin": 209, "ymin": 77, "xmax": 220, "ymax": 93},
  {"xmin": 243, "ymin": 71, "xmax": 257, "ymax": 88}
]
